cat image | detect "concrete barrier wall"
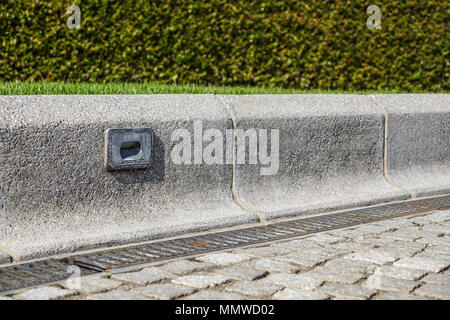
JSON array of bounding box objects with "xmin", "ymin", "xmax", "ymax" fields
[
  {"xmin": 220, "ymin": 95, "xmax": 410, "ymax": 220},
  {"xmin": 0, "ymin": 94, "xmax": 448, "ymax": 261},
  {"xmin": 372, "ymin": 94, "xmax": 450, "ymax": 197},
  {"xmin": 0, "ymin": 95, "xmax": 256, "ymax": 260}
]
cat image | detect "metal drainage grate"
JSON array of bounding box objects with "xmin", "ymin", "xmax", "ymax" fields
[
  {"xmin": 0, "ymin": 195, "xmax": 449, "ymax": 293},
  {"xmin": 0, "ymin": 260, "xmax": 96, "ymax": 293}
]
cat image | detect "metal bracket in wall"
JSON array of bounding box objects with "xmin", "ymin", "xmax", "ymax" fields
[{"xmin": 104, "ymin": 128, "xmax": 153, "ymax": 170}]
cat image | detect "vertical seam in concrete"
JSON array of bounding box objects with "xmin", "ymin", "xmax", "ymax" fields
[
  {"xmin": 0, "ymin": 245, "xmax": 19, "ymax": 263},
  {"xmin": 215, "ymin": 95, "xmax": 267, "ymax": 223},
  {"xmin": 370, "ymin": 95, "xmax": 415, "ymax": 198}
]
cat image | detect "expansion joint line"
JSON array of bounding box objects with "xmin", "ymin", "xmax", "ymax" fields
[
  {"xmin": 0, "ymin": 245, "xmax": 19, "ymax": 263},
  {"xmin": 370, "ymin": 94, "xmax": 415, "ymax": 199},
  {"xmin": 216, "ymin": 95, "xmax": 267, "ymax": 223}
]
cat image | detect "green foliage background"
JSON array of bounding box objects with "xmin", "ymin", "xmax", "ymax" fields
[{"xmin": 1, "ymin": 1, "xmax": 448, "ymax": 90}]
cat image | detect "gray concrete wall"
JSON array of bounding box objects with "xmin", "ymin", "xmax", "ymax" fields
[
  {"xmin": 0, "ymin": 95, "xmax": 256, "ymax": 260},
  {"xmin": 220, "ymin": 95, "xmax": 410, "ymax": 220},
  {"xmin": 0, "ymin": 94, "xmax": 448, "ymax": 261},
  {"xmin": 372, "ymin": 94, "xmax": 450, "ymax": 197}
]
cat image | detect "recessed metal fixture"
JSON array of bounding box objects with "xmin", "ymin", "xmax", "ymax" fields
[{"xmin": 104, "ymin": 128, "xmax": 153, "ymax": 170}]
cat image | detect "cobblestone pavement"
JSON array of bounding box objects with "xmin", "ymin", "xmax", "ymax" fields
[{"xmin": 2, "ymin": 209, "xmax": 450, "ymax": 300}]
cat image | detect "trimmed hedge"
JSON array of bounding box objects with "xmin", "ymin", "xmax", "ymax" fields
[{"xmin": 1, "ymin": 1, "xmax": 448, "ymax": 90}]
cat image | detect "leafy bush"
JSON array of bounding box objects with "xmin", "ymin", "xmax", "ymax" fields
[{"xmin": 1, "ymin": 1, "xmax": 448, "ymax": 90}]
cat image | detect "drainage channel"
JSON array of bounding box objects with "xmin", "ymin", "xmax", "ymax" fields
[{"xmin": 0, "ymin": 195, "xmax": 449, "ymax": 294}]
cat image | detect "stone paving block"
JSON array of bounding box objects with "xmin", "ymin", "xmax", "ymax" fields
[
  {"xmin": 377, "ymin": 244, "xmax": 423, "ymax": 258},
  {"xmin": 345, "ymin": 250, "xmax": 398, "ymax": 265},
  {"xmin": 376, "ymin": 219, "xmax": 417, "ymax": 228},
  {"xmin": 225, "ymin": 280, "xmax": 283, "ymax": 297},
  {"xmin": 303, "ymin": 266, "xmax": 365, "ymax": 284},
  {"xmin": 332, "ymin": 241, "xmax": 376, "ymax": 253},
  {"xmin": 371, "ymin": 265, "xmax": 426, "ymax": 281},
  {"xmin": 324, "ymin": 258, "xmax": 377, "ymax": 274},
  {"xmin": 394, "ymin": 257, "xmax": 449, "ymax": 273},
  {"xmin": 135, "ymin": 283, "xmax": 197, "ymax": 300},
  {"xmin": 333, "ymin": 296, "xmax": 372, "ymax": 301},
  {"xmin": 391, "ymin": 240, "xmax": 428, "ymax": 250},
  {"xmin": 379, "ymin": 231, "xmax": 422, "ymax": 241},
  {"xmin": 432, "ymin": 211, "xmax": 450, "ymax": 220},
  {"xmin": 352, "ymin": 237, "xmax": 396, "ymax": 247},
  {"xmin": 421, "ymin": 273, "xmax": 450, "ymax": 284},
  {"xmin": 426, "ymin": 245, "xmax": 450, "ymax": 256},
  {"xmin": 365, "ymin": 274, "xmax": 418, "ymax": 293},
  {"xmin": 87, "ymin": 289, "xmax": 146, "ymax": 300},
  {"xmin": 438, "ymin": 222, "xmax": 450, "ymax": 228},
  {"xmin": 414, "ymin": 251, "xmax": 450, "ymax": 263},
  {"xmin": 353, "ymin": 232, "xmax": 384, "ymax": 240},
  {"xmin": 249, "ymin": 258, "xmax": 299, "ymax": 273},
  {"xmin": 414, "ymin": 283, "xmax": 450, "ymax": 299},
  {"xmin": 273, "ymin": 239, "xmax": 324, "ymax": 250},
  {"xmin": 183, "ymin": 290, "xmax": 247, "ymax": 300},
  {"xmin": 215, "ymin": 265, "xmax": 268, "ymax": 280},
  {"xmin": 277, "ymin": 247, "xmax": 348, "ymax": 267},
  {"xmin": 276, "ymin": 252, "xmax": 328, "ymax": 267},
  {"xmin": 161, "ymin": 260, "xmax": 215, "ymax": 275},
  {"xmin": 196, "ymin": 252, "xmax": 251, "ymax": 265},
  {"xmin": 416, "ymin": 229, "xmax": 445, "ymax": 237},
  {"xmin": 379, "ymin": 241, "xmax": 427, "ymax": 254},
  {"xmin": 416, "ymin": 236, "xmax": 450, "ymax": 246},
  {"xmin": 406, "ymin": 218, "xmax": 428, "ymax": 226},
  {"xmin": 403, "ymin": 225, "xmax": 424, "ymax": 232},
  {"xmin": 15, "ymin": 286, "xmax": 75, "ymax": 300},
  {"xmin": 236, "ymin": 245, "xmax": 293, "ymax": 257},
  {"xmin": 409, "ymin": 213, "xmax": 450, "ymax": 225},
  {"xmin": 83, "ymin": 277, "xmax": 123, "ymax": 292},
  {"xmin": 62, "ymin": 276, "xmax": 123, "ymax": 294},
  {"xmin": 421, "ymin": 224, "xmax": 450, "ymax": 234},
  {"xmin": 375, "ymin": 292, "xmax": 432, "ymax": 300},
  {"xmin": 325, "ymin": 228, "xmax": 368, "ymax": 239},
  {"xmin": 112, "ymin": 267, "xmax": 174, "ymax": 286},
  {"xmin": 273, "ymin": 288, "xmax": 330, "ymax": 300},
  {"xmin": 310, "ymin": 246, "xmax": 350, "ymax": 257},
  {"xmin": 426, "ymin": 248, "xmax": 450, "ymax": 259},
  {"xmin": 264, "ymin": 273, "xmax": 323, "ymax": 290},
  {"xmin": 321, "ymin": 282, "xmax": 377, "ymax": 300},
  {"xmin": 306, "ymin": 233, "xmax": 346, "ymax": 244},
  {"xmin": 353, "ymin": 224, "xmax": 397, "ymax": 234},
  {"xmin": 173, "ymin": 275, "xmax": 231, "ymax": 289},
  {"xmin": 423, "ymin": 211, "xmax": 449, "ymax": 220}
]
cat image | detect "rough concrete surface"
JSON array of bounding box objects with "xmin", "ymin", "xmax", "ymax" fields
[
  {"xmin": 373, "ymin": 94, "xmax": 450, "ymax": 197},
  {"xmin": 220, "ymin": 94, "xmax": 409, "ymax": 220},
  {"xmin": 0, "ymin": 95, "xmax": 256, "ymax": 260}
]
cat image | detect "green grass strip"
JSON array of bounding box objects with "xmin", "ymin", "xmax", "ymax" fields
[{"xmin": 1, "ymin": 82, "xmax": 448, "ymax": 95}]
